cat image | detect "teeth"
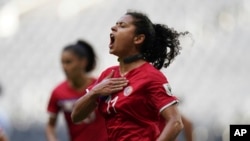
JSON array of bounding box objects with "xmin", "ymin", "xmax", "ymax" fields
[{"xmin": 110, "ymin": 34, "xmax": 114, "ymax": 37}]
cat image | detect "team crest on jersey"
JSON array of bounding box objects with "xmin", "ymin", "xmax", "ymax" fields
[
  {"xmin": 59, "ymin": 100, "xmax": 76, "ymax": 112},
  {"xmin": 123, "ymin": 86, "xmax": 133, "ymax": 96},
  {"xmin": 82, "ymin": 111, "xmax": 96, "ymax": 124},
  {"xmin": 163, "ymin": 83, "xmax": 173, "ymax": 96}
]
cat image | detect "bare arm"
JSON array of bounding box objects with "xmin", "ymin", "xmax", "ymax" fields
[
  {"xmin": 71, "ymin": 90, "xmax": 99, "ymax": 123},
  {"xmin": 157, "ymin": 104, "xmax": 184, "ymax": 141},
  {"xmin": 182, "ymin": 115, "xmax": 193, "ymax": 141},
  {"xmin": 71, "ymin": 70, "xmax": 128, "ymax": 123},
  {"xmin": 45, "ymin": 116, "xmax": 59, "ymax": 141}
]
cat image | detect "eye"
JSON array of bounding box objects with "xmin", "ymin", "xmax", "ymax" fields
[
  {"xmin": 117, "ymin": 22, "xmax": 126, "ymax": 28},
  {"xmin": 62, "ymin": 60, "xmax": 72, "ymax": 65},
  {"xmin": 120, "ymin": 24, "xmax": 125, "ymax": 28}
]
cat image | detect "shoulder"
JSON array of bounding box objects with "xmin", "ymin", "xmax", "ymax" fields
[
  {"xmin": 141, "ymin": 63, "xmax": 168, "ymax": 83},
  {"xmin": 89, "ymin": 77, "xmax": 97, "ymax": 82},
  {"xmin": 99, "ymin": 65, "xmax": 119, "ymax": 76},
  {"xmin": 88, "ymin": 77, "xmax": 97, "ymax": 86},
  {"xmin": 102, "ymin": 65, "xmax": 119, "ymax": 72},
  {"xmin": 52, "ymin": 81, "xmax": 68, "ymax": 94}
]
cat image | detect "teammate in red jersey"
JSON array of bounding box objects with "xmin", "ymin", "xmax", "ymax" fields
[
  {"xmin": 71, "ymin": 10, "xmax": 189, "ymax": 141},
  {"xmin": 45, "ymin": 40, "xmax": 108, "ymax": 141}
]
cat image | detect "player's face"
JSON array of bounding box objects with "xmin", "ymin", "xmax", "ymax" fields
[
  {"xmin": 61, "ymin": 50, "xmax": 86, "ymax": 80},
  {"xmin": 109, "ymin": 14, "xmax": 140, "ymax": 58}
]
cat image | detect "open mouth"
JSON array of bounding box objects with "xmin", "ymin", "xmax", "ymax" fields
[{"xmin": 109, "ymin": 33, "xmax": 115, "ymax": 47}]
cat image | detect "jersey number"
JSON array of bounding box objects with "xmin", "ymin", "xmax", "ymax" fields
[{"xmin": 106, "ymin": 96, "xmax": 118, "ymax": 114}]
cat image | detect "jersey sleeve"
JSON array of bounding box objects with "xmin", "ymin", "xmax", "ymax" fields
[
  {"xmin": 47, "ymin": 90, "xmax": 60, "ymax": 116},
  {"xmin": 147, "ymin": 76, "xmax": 178, "ymax": 113}
]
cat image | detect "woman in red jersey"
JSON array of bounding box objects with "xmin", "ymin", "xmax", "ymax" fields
[
  {"xmin": 72, "ymin": 11, "xmax": 188, "ymax": 141},
  {"xmin": 45, "ymin": 40, "xmax": 108, "ymax": 141}
]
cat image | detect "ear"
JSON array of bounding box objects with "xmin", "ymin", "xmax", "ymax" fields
[{"xmin": 133, "ymin": 34, "xmax": 145, "ymax": 45}]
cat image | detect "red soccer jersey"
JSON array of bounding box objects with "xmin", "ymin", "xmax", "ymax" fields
[
  {"xmin": 47, "ymin": 78, "xmax": 108, "ymax": 141},
  {"xmin": 93, "ymin": 62, "xmax": 178, "ymax": 141}
]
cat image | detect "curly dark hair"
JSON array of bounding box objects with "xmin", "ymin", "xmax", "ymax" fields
[
  {"xmin": 63, "ymin": 40, "xmax": 96, "ymax": 72},
  {"xmin": 126, "ymin": 11, "xmax": 188, "ymax": 70}
]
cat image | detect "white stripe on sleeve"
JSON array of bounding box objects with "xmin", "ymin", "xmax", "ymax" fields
[{"xmin": 159, "ymin": 100, "xmax": 179, "ymax": 113}]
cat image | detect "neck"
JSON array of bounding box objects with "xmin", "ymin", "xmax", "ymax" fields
[
  {"xmin": 69, "ymin": 74, "xmax": 88, "ymax": 90},
  {"xmin": 119, "ymin": 58, "xmax": 146, "ymax": 76},
  {"xmin": 123, "ymin": 54, "xmax": 143, "ymax": 64}
]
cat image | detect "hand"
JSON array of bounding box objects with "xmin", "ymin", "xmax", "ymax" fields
[{"xmin": 92, "ymin": 70, "xmax": 128, "ymax": 96}]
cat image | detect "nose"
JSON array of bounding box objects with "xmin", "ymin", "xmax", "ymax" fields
[{"xmin": 111, "ymin": 25, "xmax": 117, "ymax": 31}]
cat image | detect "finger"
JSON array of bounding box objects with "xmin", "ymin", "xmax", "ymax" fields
[
  {"xmin": 109, "ymin": 77, "xmax": 128, "ymax": 83},
  {"xmin": 108, "ymin": 79, "xmax": 128, "ymax": 86},
  {"xmin": 110, "ymin": 83, "xmax": 128, "ymax": 89},
  {"xmin": 110, "ymin": 87, "xmax": 124, "ymax": 93}
]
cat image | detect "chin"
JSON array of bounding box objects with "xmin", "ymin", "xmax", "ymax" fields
[{"xmin": 109, "ymin": 49, "xmax": 115, "ymax": 54}]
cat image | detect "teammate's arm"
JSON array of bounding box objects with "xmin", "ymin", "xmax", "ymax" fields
[
  {"xmin": 45, "ymin": 116, "xmax": 59, "ymax": 141},
  {"xmin": 157, "ymin": 104, "xmax": 183, "ymax": 141}
]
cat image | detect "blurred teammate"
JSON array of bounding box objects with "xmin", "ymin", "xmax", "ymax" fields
[
  {"xmin": 71, "ymin": 10, "xmax": 189, "ymax": 141},
  {"xmin": 45, "ymin": 40, "xmax": 108, "ymax": 141}
]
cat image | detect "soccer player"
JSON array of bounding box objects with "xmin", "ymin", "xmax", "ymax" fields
[
  {"xmin": 45, "ymin": 40, "xmax": 108, "ymax": 141},
  {"xmin": 71, "ymin": 11, "xmax": 189, "ymax": 141}
]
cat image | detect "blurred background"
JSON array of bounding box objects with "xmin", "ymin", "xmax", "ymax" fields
[{"xmin": 0, "ymin": 0, "xmax": 249, "ymax": 141}]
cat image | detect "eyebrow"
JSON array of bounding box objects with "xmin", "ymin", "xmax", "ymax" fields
[{"xmin": 116, "ymin": 22, "xmax": 127, "ymax": 25}]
